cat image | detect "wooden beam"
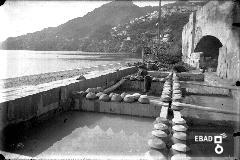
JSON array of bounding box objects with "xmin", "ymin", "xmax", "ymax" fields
[{"xmin": 103, "ymin": 78, "xmax": 126, "ymax": 94}]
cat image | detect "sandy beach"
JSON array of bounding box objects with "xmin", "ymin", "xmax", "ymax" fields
[{"xmin": 0, "ymin": 62, "xmax": 130, "ymax": 89}]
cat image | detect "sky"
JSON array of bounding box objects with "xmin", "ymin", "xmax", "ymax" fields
[{"xmin": 0, "ymin": 1, "xmax": 175, "ymax": 42}]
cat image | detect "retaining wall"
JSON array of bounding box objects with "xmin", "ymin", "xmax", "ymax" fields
[
  {"xmin": 73, "ymin": 98, "xmax": 162, "ymax": 118},
  {"xmin": 118, "ymin": 80, "xmax": 233, "ymax": 97},
  {"xmin": 148, "ymin": 71, "xmax": 204, "ymax": 81},
  {"xmin": 180, "ymin": 81, "xmax": 232, "ymax": 96},
  {"xmin": 119, "ymin": 80, "xmax": 164, "ymax": 96}
]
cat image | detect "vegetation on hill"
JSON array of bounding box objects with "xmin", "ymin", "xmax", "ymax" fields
[{"xmin": 2, "ymin": 0, "xmax": 206, "ymax": 56}]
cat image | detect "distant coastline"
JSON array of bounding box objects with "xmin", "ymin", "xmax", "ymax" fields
[
  {"xmin": 0, "ymin": 49, "xmax": 130, "ymax": 55},
  {"xmin": 0, "ymin": 50, "xmax": 140, "ymax": 81}
]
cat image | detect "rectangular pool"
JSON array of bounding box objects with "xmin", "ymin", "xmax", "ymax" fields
[{"xmin": 3, "ymin": 112, "xmax": 154, "ymax": 158}]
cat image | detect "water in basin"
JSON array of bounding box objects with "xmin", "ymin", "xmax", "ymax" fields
[
  {"xmin": 181, "ymin": 95, "xmax": 237, "ymax": 124},
  {"xmin": 4, "ymin": 112, "xmax": 154, "ymax": 158}
]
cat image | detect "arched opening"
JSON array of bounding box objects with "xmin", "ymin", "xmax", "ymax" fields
[{"xmin": 194, "ymin": 35, "xmax": 223, "ymax": 71}]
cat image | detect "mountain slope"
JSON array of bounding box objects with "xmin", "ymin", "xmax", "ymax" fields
[
  {"xmin": 2, "ymin": 1, "xmax": 207, "ymax": 51},
  {"xmin": 76, "ymin": 1, "xmax": 207, "ymax": 53},
  {"xmin": 2, "ymin": 1, "xmax": 146, "ymax": 51}
]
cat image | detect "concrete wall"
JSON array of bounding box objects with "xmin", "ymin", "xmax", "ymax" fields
[
  {"xmin": 73, "ymin": 98, "xmax": 163, "ymax": 118},
  {"xmin": 182, "ymin": 0, "xmax": 240, "ymax": 81},
  {"xmin": 176, "ymin": 72, "xmax": 204, "ymax": 81},
  {"xmin": 180, "ymin": 82, "xmax": 232, "ymax": 96},
  {"xmin": 0, "ymin": 67, "xmax": 137, "ymax": 149}
]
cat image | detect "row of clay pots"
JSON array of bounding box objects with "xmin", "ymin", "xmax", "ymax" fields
[
  {"xmin": 145, "ymin": 74, "xmax": 191, "ymax": 160},
  {"xmin": 171, "ymin": 75, "xmax": 191, "ymax": 159},
  {"xmin": 172, "ymin": 74, "xmax": 183, "ymax": 105},
  {"xmin": 146, "ymin": 117, "xmax": 191, "ymax": 159},
  {"xmin": 170, "ymin": 75, "xmax": 191, "ymax": 159},
  {"xmin": 85, "ymin": 90, "xmax": 150, "ymax": 104},
  {"xmin": 146, "ymin": 116, "xmax": 189, "ymax": 159},
  {"xmin": 169, "ymin": 116, "xmax": 191, "ymax": 160},
  {"xmin": 161, "ymin": 81, "xmax": 173, "ymax": 102},
  {"xmin": 146, "ymin": 117, "xmax": 170, "ymax": 160},
  {"xmin": 160, "ymin": 72, "xmax": 174, "ymax": 102},
  {"xmin": 147, "ymin": 73, "xmax": 173, "ymax": 160},
  {"xmin": 146, "ymin": 73, "xmax": 173, "ymax": 159}
]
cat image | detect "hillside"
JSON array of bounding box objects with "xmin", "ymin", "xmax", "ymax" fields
[
  {"xmin": 2, "ymin": 1, "xmax": 207, "ymax": 52},
  {"xmin": 2, "ymin": 1, "xmax": 146, "ymax": 51}
]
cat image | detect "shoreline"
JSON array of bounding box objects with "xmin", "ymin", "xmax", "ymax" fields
[
  {"xmin": 0, "ymin": 50, "xmax": 134, "ymax": 56},
  {"xmin": 0, "ymin": 62, "xmax": 130, "ymax": 89}
]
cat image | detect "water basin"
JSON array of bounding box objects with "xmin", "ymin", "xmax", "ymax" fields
[{"xmin": 3, "ymin": 112, "xmax": 153, "ymax": 158}]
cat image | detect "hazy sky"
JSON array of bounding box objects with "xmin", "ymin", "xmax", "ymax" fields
[{"xmin": 0, "ymin": 1, "xmax": 174, "ymax": 42}]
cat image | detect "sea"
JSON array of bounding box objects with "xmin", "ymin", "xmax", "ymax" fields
[{"xmin": 0, "ymin": 50, "xmax": 140, "ymax": 79}]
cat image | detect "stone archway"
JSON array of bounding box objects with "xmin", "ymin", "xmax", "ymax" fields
[{"xmin": 194, "ymin": 35, "xmax": 223, "ymax": 71}]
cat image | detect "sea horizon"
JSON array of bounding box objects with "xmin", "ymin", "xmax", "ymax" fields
[{"xmin": 0, "ymin": 50, "xmax": 140, "ymax": 79}]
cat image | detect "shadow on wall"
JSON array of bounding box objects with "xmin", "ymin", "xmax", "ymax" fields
[{"xmin": 194, "ymin": 35, "xmax": 223, "ymax": 71}]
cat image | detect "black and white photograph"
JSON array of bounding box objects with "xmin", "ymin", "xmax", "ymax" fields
[{"xmin": 0, "ymin": 0, "xmax": 239, "ymax": 159}]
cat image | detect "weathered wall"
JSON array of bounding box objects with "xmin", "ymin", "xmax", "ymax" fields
[
  {"xmin": 148, "ymin": 71, "xmax": 204, "ymax": 81},
  {"xmin": 182, "ymin": 12, "xmax": 196, "ymax": 63},
  {"xmin": 182, "ymin": 0, "xmax": 240, "ymax": 81},
  {"xmin": 187, "ymin": 52, "xmax": 203, "ymax": 68},
  {"xmin": 73, "ymin": 98, "xmax": 163, "ymax": 118}
]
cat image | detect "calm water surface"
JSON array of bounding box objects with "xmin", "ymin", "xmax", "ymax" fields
[
  {"xmin": 0, "ymin": 50, "xmax": 139, "ymax": 79},
  {"xmin": 5, "ymin": 112, "xmax": 153, "ymax": 157}
]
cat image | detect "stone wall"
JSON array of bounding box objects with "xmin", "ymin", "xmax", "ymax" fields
[
  {"xmin": 180, "ymin": 81, "xmax": 232, "ymax": 96},
  {"xmin": 187, "ymin": 52, "xmax": 203, "ymax": 68},
  {"xmin": 148, "ymin": 71, "xmax": 204, "ymax": 81},
  {"xmin": 73, "ymin": 98, "xmax": 162, "ymax": 118},
  {"xmin": 182, "ymin": 0, "xmax": 240, "ymax": 81}
]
